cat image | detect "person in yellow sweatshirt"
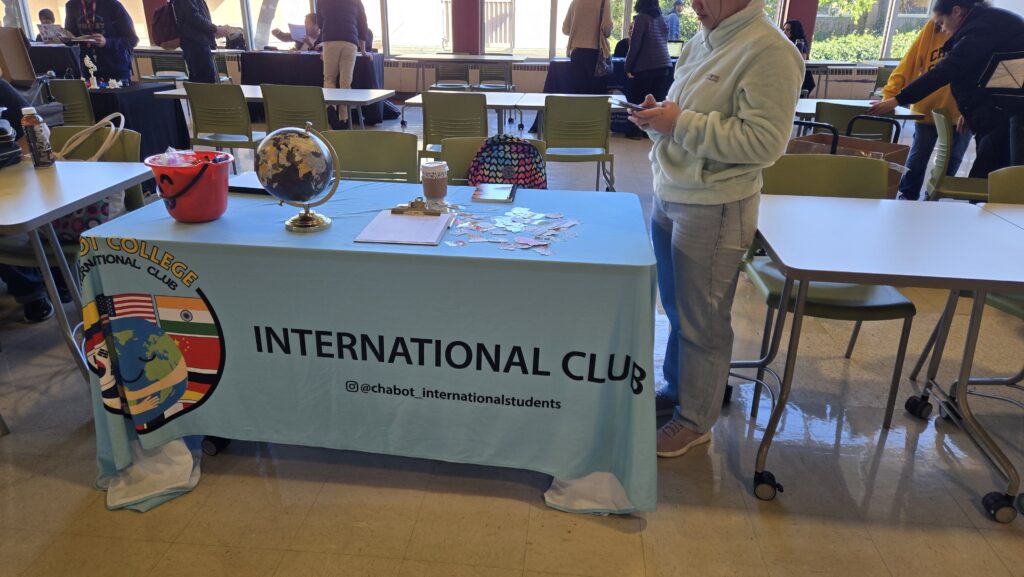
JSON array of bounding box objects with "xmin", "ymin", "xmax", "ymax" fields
[{"xmin": 879, "ymin": 19, "xmax": 972, "ymax": 200}]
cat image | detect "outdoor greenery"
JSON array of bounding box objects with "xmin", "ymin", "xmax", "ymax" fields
[
  {"xmin": 809, "ymin": 29, "xmax": 917, "ymax": 60},
  {"xmin": 610, "ymin": 0, "xmax": 782, "ymax": 44}
]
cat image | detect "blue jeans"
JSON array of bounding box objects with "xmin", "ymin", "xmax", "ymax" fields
[
  {"xmin": 652, "ymin": 194, "xmax": 759, "ymax": 433},
  {"xmin": 897, "ymin": 122, "xmax": 972, "ymax": 200},
  {"xmin": 0, "ymin": 265, "xmax": 46, "ymax": 304}
]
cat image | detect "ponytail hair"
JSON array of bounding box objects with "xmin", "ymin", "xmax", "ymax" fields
[{"xmin": 932, "ymin": 0, "xmax": 985, "ymax": 15}]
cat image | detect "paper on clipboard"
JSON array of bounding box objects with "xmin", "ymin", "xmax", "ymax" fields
[
  {"xmin": 288, "ymin": 23, "xmax": 307, "ymax": 42},
  {"xmin": 355, "ymin": 210, "xmax": 455, "ymax": 245}
]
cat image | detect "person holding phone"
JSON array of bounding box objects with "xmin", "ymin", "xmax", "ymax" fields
[
  {"xmin": 624, "ymin": 0, "xmax": 672, "ymax": 140},
  {"xmin": 64, "ymin": 0, "xmax": 138, "ymax": 83},
  {"xmin": 629, "ymin": 0, "xmax": 803, "ymax": 457}
]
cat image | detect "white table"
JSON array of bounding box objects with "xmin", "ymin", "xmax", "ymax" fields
[
  {"xmin": 751, "ymin": 196, "xmax": 1024, "ymax": 522},
  {"xmin": 154, "ymin": 86, "xmax": 395, "ymax": 129},
  {"xmin": 393, "ymin": 53, "xmax": 527, "ymax": 93},
  {"xmin": 0, "ymin": 161, "xmax": 151, "ymax": 433},
  {"xmin": 796, "ymin": 98, "xmax": 921, "ymax": 121},
  {"xmin": 402, "ymin": 91, "xmax": 525, "ymax": 135},
  {"xmin": 984, "ymin": 203, "xmax": 1024, "ymax": 231}
]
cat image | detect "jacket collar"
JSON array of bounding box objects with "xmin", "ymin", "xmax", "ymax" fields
[{"xmin": 701, "ymin": 0, "xmax": 767, "ymax": 51}]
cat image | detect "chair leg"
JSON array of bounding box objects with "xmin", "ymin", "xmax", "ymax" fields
[
  {"xmin": 884, "ymin": 316, "xmax": 914, "ymax": 429},
  {"xmin": 595, "ymin": 163, "xmax": 601, "ymax": 191},
  {"xmin": 751, "ymin": 305, "xmax": 775, "ymax": 420},
  {"xmin": 604, "ymin": 158, "xmax": 616, "ymax": 192},
  {"xmin": 910, "ymin": 314, "xmax": 942, "ymax": 381},
  {"xmin": 844, "ymin": 320, "xmax": 862, "ymax": 359}
]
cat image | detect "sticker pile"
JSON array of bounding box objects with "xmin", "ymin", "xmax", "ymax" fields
[{"xmin": 444, "ymin": 207, "xmax": 579, "ymax": 256}]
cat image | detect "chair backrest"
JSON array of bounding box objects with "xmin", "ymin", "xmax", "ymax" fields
[
  {"xmin": 422, "ymin": 91, "xmax": 488, "ymax": 150},
  {"xmin": 261, "ymin": 84, "xmax": 330, "ymax": 133},
  {"xmin": 50, "ymin": 126, "xmax": 145, "ymax": 210},
  {"xmin": 988, "ymin": 166, "xmax": 1024, "ymax": 204},
  {"xmin": 0, "ymin": 27, "xmax": 36, "ymax": 87},
  {"xmin": 874, "ymin": 67, "xmax": 894, "ymax": 91},
  {"xmin": 184, "ymin": 82, "xmax": 253, "ymax": 138},
  {"xmin": 477, "ymin": 64, "xmax": 508, "ymax": 87},
  {"xmin": 324, "ymin": 130, "xmax": 419, "ymax": 183},
  {"xmin": 815, "ymin": 102, "xmax": 894, "ymax": 142},
  {"xmin": 762, "ymin": 154, "xmax": 889, "ymax": 199},
  {"xmin": 434, "ymin": 63, "xmax": 470, "ymax": 85},
  {"xmin": 151, "ymin": 53, "xmax": 189, "ymax": 74},
  {"xmin": 928, "ymin": 108, "xmax": 956, "ymax": 194},
  {"xmin": 543, "ymin": 95, "xmax": 611, "ymax": 151},
  {"xmin": 47, "ymin": 79, "xmax": 95, "ymax": 127},
  {"xmin": 443, "ymin": 136, "xmax": 546, "ymax": 185}
]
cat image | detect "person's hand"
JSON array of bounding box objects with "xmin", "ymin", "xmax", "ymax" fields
[
  {"xmin": 956, "ymin": 116, "xmax": 969, "ymax": 135},
  {"xmin": 214, "ymin": 25, "xmax": 229, "ymax": 38},
  {"xmin": 629, "ymin": 96, "xmax": 680, "ymax": 135},
  {"xmin": 868, "ymin": 97, "xmax": 898, "ymax": 116},
  {"xmin": 89, "ymin": 33, "xmax": 106, "ymax": 47}
]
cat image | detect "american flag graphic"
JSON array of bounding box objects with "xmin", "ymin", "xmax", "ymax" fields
[{"xmin": 95, "ymin": 293, "xmax": 156, "ymax": 323}]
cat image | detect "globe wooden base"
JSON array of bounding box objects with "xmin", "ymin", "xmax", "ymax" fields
[{"xmin": 285, "ymin": 210, "xmax": 331, "ymax": 233}]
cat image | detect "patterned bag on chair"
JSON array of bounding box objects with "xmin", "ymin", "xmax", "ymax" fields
[{"xmin": 466, "ymin": 134, "xmax": 547, "ymax": 190}]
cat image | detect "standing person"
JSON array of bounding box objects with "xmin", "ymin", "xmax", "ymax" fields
[
  {"xmin": 64, "ymin": 0, "xmax": 139, "ymax": 83},
  {"xmin": 625, "ymin": 0, "xmax": 671, "ymax": 140},
  {"xmin": 665, "ymin": 0, "xmax": 684, "ymax": 41},
  {"xmin": 629, "ymin": 0, "xmax": 803, "ymax": 456},
  {"xmin": 870, "ymin": 0, "xmax": 1024, "ymax": 176},
  {"xmin": 562, "ymin": 0, "xmax": 613, "ymax": 95},
  {"xmin": 173, "ymin": 0, "xmax": 229, "ymax": 83},
  {"xmin": 881, "ymin": 19, "xmax": 972, "ymax": 200},
  {"xmin": 317, "ymin": 0, "xmax": 369, "ymax": 129},
  {"xmin": 783, "ymin": 19, "xmax": 815, "ymax": 95}
]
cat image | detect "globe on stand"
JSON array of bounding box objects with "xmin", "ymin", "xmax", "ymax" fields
[{"xmin": 255, "ymin": 123, "xmax": 341, "ymax": 233}]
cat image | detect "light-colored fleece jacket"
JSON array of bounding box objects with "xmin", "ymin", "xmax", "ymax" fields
[{"xmin": 649, "ymin": 0, "xmax": 804, "ymax": 205}]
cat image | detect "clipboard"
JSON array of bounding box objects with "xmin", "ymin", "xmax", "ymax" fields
[{"xmin": 355, "ymin": 210, "xmax": 455, "ymax": 246}]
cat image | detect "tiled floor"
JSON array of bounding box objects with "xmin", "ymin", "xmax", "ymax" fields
[{"xmin": 1, "ymin": 109, "xmax": 1022, "ymax": 577}]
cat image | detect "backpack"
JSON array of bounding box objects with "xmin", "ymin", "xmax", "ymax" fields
[
  {"xmin": 466, "ymin": 134, "xmax": 547, "ymax": 190},
  {"xmin": 151, "ymin": 1, "xmax": 181, "ymax": 50}
]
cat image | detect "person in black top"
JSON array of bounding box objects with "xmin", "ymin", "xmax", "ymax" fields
[
  {"xmin": 871, "ymin": 0, "xmax": 1024, "ymax": 176},
  {"xmin": 172, "ymin": 0, "xmax": 229, "ymax": 83},
  {"xmin": 64, "ymin": 0, "xmax": 138, "ymax": 82},
  {"xmin": 784, "ymin": 19, "xmax": 816, "ymax": 96},
  {"xmin": 624, "ymin": 0, "xmax": 671, "ymax": 139}
]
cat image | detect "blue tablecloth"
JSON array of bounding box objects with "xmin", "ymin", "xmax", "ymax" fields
[{"xmin": 80, "ymin": 182, "xmax": 657, "ymax": 514}]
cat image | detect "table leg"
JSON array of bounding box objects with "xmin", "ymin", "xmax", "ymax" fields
[
  {"xmin": 753, "ymin": 278, "xmax": 809, "ymax": 501},
  {"xmin": 906, "ymin": 290, "xmax": 960, "ymax": 420},
  {"xmin": 28, "ymin": 229, "xmax": 89, "ymax": 381},
  {"xmin": 950, "ymin": 292, "xmax": 1020, "ymax": 523},
  {"xmin": 42, "ymin": 223, "xmax": 82, "ymax": 308},
  {"xmin": 496, "ymin": 107, "xmax": 504, "ymax": 135}
]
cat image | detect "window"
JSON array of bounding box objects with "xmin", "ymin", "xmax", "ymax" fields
[
  {"xmin": 387, "ymin": 0, "xmax": 449, "ymax": 55},
  {"xmin": 1, "ymin": 0, "xmax": 25, "ymax": 30},
  {"xmin": 885, "ymin": 0, "xmax": 930, "ymax": 59},
  {"xmin": 363, "ymin": 0, "xmax": 382, "ymax": 51},
  {"xmin": 22, "ymin": 0, "xmax": 150, "ymax": 45},
  {"xmin": 206, "ymin": 0, "xmax": 246, "ymax": 44},
  {"xmin": 248, "ymin": 0, "xmax": 311, "ymax": 50},
  {"xmin": 810, "ymin": 0, "xmax": 892, "ymax": 61},
  {"xmin": 485, "ymin": 0, "xmax": 551, "ymax": 57},
  {"xmin": 554, "ymin": 0, "xmax": 625, "ymax": 58}
]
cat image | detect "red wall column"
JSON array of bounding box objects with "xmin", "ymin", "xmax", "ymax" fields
[
  {"xmin": 785, "ymin": 0, "xmax": 820, "ymax": 45},
  {"xmin": 451, "ymin": 0, "xmax": 482, "ymax": 54}
]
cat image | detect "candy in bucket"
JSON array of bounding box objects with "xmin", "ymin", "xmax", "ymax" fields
[{"xmin": 145, "ymin": 149, "xmax": 233, "ymax": 223}]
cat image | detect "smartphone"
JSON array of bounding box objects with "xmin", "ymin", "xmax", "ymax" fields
[{"xmin": 617, "ymin": 100, "xmax": 648, "ymax": 113}]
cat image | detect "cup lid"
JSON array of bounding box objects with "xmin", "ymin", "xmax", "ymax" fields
[{"xmin": 421, "ymin": 161, "xmax": 449, "ymax": 177}]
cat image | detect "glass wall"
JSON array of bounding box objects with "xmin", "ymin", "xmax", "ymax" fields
[
  {"xmin": 22, "ymin": 0, "xmax": 151, "ymax": 45},
  {"xmin": 206, "ymin": 0, "xmax": 246, "ymax": 45},
  {"xmin": 248, "ymin": 0, "xmax": 309, "ymax": 50},
  {"xmin": 387, "ymin": 0, "xmax": 448, "ymax": 55},
  {"xmin": 485, "ymin": 0, "xmax": 551, "ymax": 57},
  {"xmin": 884, "ymin": 0, "xmax": 930, "ymax": 58},
  {"xmin": 810, "ymin": 0, "xmax": 893, "ymax": 61},
  {"xmin": 2, "ymin": 0, "xmax": 25, "ymax": 32}
]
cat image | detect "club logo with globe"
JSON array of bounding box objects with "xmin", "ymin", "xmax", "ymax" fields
[{"xmin": 82, "ymin": 290, "xmax": 225, "ymax": 433}]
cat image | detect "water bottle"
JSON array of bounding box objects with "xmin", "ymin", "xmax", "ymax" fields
[{"xmin": 21, "ymin": 107, "xmax": 55, "ymax": 168}]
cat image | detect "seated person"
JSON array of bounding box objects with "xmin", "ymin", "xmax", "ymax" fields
[
  {"xmin": 0, "ymin": 80, "xmax": 68, "ymax": 323},
  {"xmin": 64, "ymin": 0, "xmax": 139, "ymax": 83},
  {"xmin": 272, "ymin": 13, "xmax": 322, "ymax": 51},
  {"xmin": 36, "ymin": 8, "xmax": 56, "ymax": 42}
]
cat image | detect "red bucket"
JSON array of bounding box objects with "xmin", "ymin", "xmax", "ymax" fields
[{"xmin": 145, "ymin": 150, "xmax": 233, "ymax": 223}]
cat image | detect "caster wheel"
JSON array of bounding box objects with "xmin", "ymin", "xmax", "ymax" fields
[
  {"xmin": 904, "ymin": 395, "xmax": 933, "ymax": 419},
  {"xmin": 753, "ymin": 470, "xmax": 784, "ymax": 501},
  {"xmin": 722, "ymin": 384, "xmax": 734, "ymax": 405},
  {"xmin": 400, "ymin": 120, "xmax": 408, "ymax": 128},
  {"xmin": 201, "ymin": 436, "xmax": 231, "ymax": 456},
  {"xmin": 983, "ymin": 492, "xmax": 1018, "ymax": 523},
  {"xmin": 518, "ymin": 124, "xmax": 524, "ymax": 131}
]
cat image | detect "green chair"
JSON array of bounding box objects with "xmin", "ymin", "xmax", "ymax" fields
[
  {"xmin": 989, "ymin": 166, "xmax": 1024, "ymax": 204},
  {"xmin": 873, "ymin": 66, "xmax": 895, "ymax": 96},
  {"xmin": 472, "ymin": 64, "xmax": 515, "ymax": 92},
  {"xmin": 925, "ymin": 108, "xmax": 987, "ymax": 202},
  {"xmin": 183, "ymin": 82, "xmax": 265, "ymax": 168},
  {"xmin": 140, "ymin": 53, "xmax": 189, "ymax": 82},
  {"xmin": 0, "ymin": 126, "xmax": 144, "ymax": 272},
  {"xmin": 740, "ymin": 154, "xmax": 916, "ymax": 428},
  {"xmin": 214, "ymin": 54, "xmax": 232, "ymax": 83},
  {"xmin": 441, "ymin": 136, "xmax": 546, "ymax": 186},
  {"xmin": 261, "ymin": 84, "xmax": 330, "ymax": 133},
  {"xmin": 543, "ymin": 95, "xmax": 614, "ymax": 191},
  {"xmin": 323, "ymin": 130, "xmax": 419, "ymax": 183},
  {"xmin": 46, "ymin": 79, "xmax": 95, "ymax": 127},
  {"xmin": 421, "ymin": 91, "xmax": 488, "ymax": 159},
  {"xmin": 815, "ymin": 102, "xmax": 895, "ymax": 142},
  {"xmin": 430, "ymin": 63, "xmax": 472, "ymax": 91}
]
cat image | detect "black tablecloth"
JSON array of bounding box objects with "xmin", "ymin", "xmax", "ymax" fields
[
  {"xmin": 88, "ymin": 83, "xmax": 190, "ymax": 159},
  {"xmin": 29, "ymin": 44, "xmax": 83, "ymax": 79},
  {"xmin": 239, "ymin": 51, "xmax": 386, "ymax": 125}
]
